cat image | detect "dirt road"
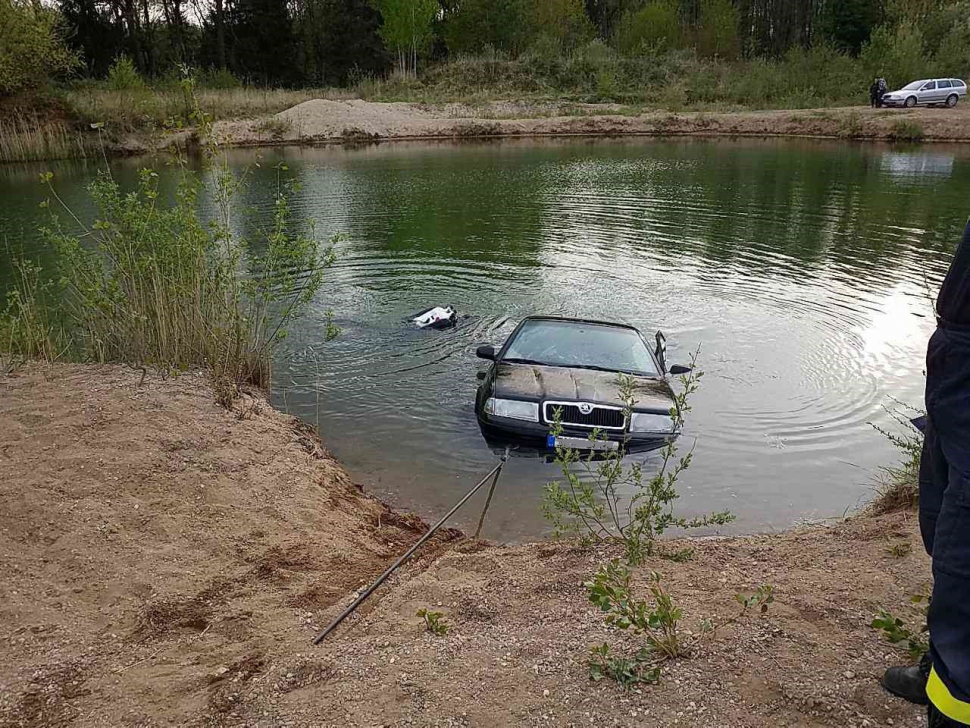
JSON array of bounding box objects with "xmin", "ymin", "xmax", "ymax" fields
[{"xmin": 202, "ymin": 98, "xmax": 970, "ymax": 149}]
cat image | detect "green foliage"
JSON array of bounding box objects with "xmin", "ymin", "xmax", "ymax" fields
[
  {"xmin": 885, "ymin": 541, "xmax": 912, "ymax": 558},
  {"xmin": 375, "ymin": 0, "xmax": 438, "ymax": 76},
  {"xmin": 442, "ymin": 0, "xmax": 530, "ymax": 56},
  {"xmin": 30, "ymin": 78, "xmax": 337, "ymax": 403},
  {"xmin": 588, "ymin": 643, "xmax": 660, "ymax": 688},
  {"xmin": 818, "ymin": 0, "xmax": 884, "ymax": 55},
  {"xmin": 0, "ymin": 254, "xmax": 67, "ymax": 368},
  {"xmin": 106, "ymin": 55, "xmax": 145, "ymax": 91},
  {"xmin": 929, "ymin": 5, "xmax": 970, "ymax": 78},
  {"xmin": 526, "ymin": 0, "xmax": 595, "ymax": 53},
  {"xmin": 869, "ymin": 401, "xmax": 923, "ymax": 512},
  {"xmin": 696, "ymin": 0, "xmax": 740, "ymax": 59},
  {"xmin": 736, "ymin": 585, "xmax": 775, "ymax": 614},
  {"xmin": 543, "ymin": 350, "xmax": 734, "ymax": 566},
  {"xmin": 587, "ymin": 562, "xmax": 687, "ymax": 659},
  {"xmin": 417, "ymin": 608, "xmax": 450, "ymax": 635},
  {"xmin": 0, "ymin": 0, "xmax": 80, "ymax": 95},
  {"xmin": 861, "ymin": 24, "xmax": 926, "ymax": 89},
  {"xmin": 199, "ymin": 67, "xmax": 242, "ymax": 89},
  {"xmin": 615, "ymin": 1, "xmax": 681, "ymax": 56},
  {"xmin": 585, "ymin": 560, "xmax": 774, "ymax": 687},
  {"xmin": 872, "ymin": 594, "xmax": 930, "ymax": 660}
]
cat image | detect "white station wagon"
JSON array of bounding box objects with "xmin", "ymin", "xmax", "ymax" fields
[{"xmin": 882, "ymin": 78, "xmax": 968, "ymax": 108}]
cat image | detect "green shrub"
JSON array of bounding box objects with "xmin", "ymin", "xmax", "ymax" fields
[
  {"xmin": 872, "ymin": 594, "xmax": 931, "ymax": 660},
  {"xmin": 542, "ymin": 351, "xmax": 735, "ymax": 565},
  {"xmin": 861, "ymin": 24, "xmax": 925, "ymax": 89},
  {"xmin": 890, "ymin": 119, "xmax": 924, "ymax": 142},
  {"xmin": 696, "ymin": 0, "xmax": 740, "ymax": 59},
  {"xmin": 615, "ymin": 1, "xmax": 682, "ymax": 56},
  {"xmin": 0, "ymin": 0, "xmax": 80, "ymax": 95},
  {"xmin": 869, "ymin": 402, "xmax": 924, "ymax": 512},
  {"xmin": 585, "ymin": 560, "xmax": 774, "ymax": 687},
  {"xmin": 26, "ymin": 81, "xmax": 339, "ymax": 402},
  {"xmin": 200, "ymin": 67, "xmax": 243, "ymax": 89},
  {"xmin": 0, "ymin": 255, "xmax": 66, "ymax": 368},
  {"xmin": 107, "ymin": 55, "xmax": 146, "ymax": 91}
]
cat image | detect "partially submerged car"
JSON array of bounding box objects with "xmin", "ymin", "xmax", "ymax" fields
[{"xmin": 474, "ymin": 317, "xmax": 687, "ymax": 454}]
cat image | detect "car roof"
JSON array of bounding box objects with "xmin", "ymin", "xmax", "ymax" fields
[{"xmin": 519, "ymin": 316, "xmax": 642, "ymax": 333}]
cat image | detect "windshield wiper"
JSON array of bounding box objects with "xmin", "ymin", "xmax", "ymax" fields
[
  {"xmin": 501, "ymin": 357, "xmax": 548, "ymax": 366},
  {"xmin": 561, "ymin": 364, "xmax": 625, "ymax": 373},
  {"xmin": 561, "ymin": 364, "xmax": 657, "ymax": 377}
]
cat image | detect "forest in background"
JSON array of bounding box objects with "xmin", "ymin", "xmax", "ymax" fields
[{"xmin": 1, "ymin": 0, "xmax": 969, "ymax": 132}]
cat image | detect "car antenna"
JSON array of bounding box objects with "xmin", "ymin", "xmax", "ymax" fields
[{"xmin": 312, "ymin": 447, "xmax": 510, "ymax": 645}]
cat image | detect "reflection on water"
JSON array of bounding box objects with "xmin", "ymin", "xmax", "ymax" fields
[{"xmin": 1, "ymin": 138, "xmax": 966, "ymax": 540}]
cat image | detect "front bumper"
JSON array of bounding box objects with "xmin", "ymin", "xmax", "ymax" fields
[{"xmin": 476, "ymin": 414, "xmax": 672, "ymax": 457}]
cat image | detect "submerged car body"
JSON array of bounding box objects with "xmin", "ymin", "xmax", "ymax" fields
[
  {"xmin": 474, "ymin": 317, "xmax": 681, "ymax": 454},
  {"xmin": 881, "ymin": 78, "xmax": 967, "ymax": 107}
]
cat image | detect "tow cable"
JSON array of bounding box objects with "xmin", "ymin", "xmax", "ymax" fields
[{"xmin": 312, "ymin": 447, "xmax": 510, "ymax": 645}]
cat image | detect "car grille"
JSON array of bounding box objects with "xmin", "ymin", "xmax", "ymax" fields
[{"xmin": 544, "ymin": 402, "xmax": 625, "ymax": 430}]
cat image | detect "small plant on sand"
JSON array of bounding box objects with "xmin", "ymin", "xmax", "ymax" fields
[
  {"xmin": 868, "ymin": 401, "xmax": 923, "ymax": 513},
  {"xmin": 885, "ymin": 540, "xmax": 912, "ymax": 558},
  {"xmin": 872, "ymin": 593, "xmax": 930, "ymax": 660},
  {"xmin": 543, "ymin": 350, "xmax": 734, "ymax": 565},
  {"xmin": 587, "ymin": 643, "xmax": 660, "ymax": 688},
  {"xmin": 417, "ymin": 608, "xmax": 450, "ymax": 635},
  {"xmin": 585, "ymin": 559, "xmax": 774, "ymax": 687}
]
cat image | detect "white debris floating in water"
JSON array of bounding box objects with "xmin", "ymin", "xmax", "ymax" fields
[{"xmin": 413, "ymin": 306, "xmax": 457, "ymax": 329}]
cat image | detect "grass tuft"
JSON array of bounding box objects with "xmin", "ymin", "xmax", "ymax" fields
[{"xmin": 868, "ymin": 403, "xmax": 923, "ymax": 514}]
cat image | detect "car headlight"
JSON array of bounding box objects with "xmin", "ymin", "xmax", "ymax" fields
[
  {"xmin": 485, "ymin": 398, "xmax": 540, "ymax": 422},
  {"xmin": 629, "ymin": 412, "xmax": 675, "ymax": 434}
]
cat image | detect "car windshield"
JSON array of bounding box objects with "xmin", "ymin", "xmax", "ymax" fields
[
  {"xmin": 901, "ymin": 81, "xmax": 924, "ymax": 90},
  {"xmin": 502, "ymin": 320, "xmax": 659, "ymax": 376}
]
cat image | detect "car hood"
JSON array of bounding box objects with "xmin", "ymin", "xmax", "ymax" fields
[{"xmin": 492, "ymin": 363, "xmax": 675, "ymax": 411}]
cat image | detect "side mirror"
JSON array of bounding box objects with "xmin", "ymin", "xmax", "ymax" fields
[
  {"xmin": 654, "ymin": 331, "xmax": 668, "ymax": 371},
  {"xmin": 476, "ymin": 345, "xmax": 496, "ymax": 361},
  {"xmin": 476, "ymin": 370, "xmax": 486, "ymax": 380},
  {"xmin": 669, "ymin": 364, "xmax": 692, "ymax": 375}
]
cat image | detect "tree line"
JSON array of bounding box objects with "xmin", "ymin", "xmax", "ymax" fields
[{"xmin": 2, "ymin": 0, "xmax": 969, "ymax": 95}]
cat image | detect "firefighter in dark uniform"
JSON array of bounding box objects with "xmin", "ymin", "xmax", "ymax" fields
[{"xmin": 883, "ymin": 220, "xmax": 970, "ymax": 727}]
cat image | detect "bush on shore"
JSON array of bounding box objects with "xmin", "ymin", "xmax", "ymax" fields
[{"xmin": 2, "ymin": 84, "xmax": 339, "ymax": 404}]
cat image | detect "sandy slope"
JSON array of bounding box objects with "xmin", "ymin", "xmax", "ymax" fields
[
  {"xmin": 203, "ymin": 98, "xmax": 970, "ymax": 149},
  {"xmin": 0, "ymin": 365, "xmax": 930, "ymax": 727}
]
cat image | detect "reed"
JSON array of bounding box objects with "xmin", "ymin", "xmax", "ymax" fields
[
  {"xmin": 64, "ymin": 86, "xmax": 354, "ymax": 132},
  {"xmin": 0, "ymin": 113, "xmax": 98, "ymax": 163}
]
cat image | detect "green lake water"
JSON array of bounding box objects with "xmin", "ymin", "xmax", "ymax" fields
[{"xmin": 1, "ymin": 138, "xmax": 965, "ymax": 539}]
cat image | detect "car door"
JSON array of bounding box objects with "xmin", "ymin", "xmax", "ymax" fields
[
  {"xmin": 937, "ymin": 79, "xmax": 952, "ymax": 103},
  {"xmin": 919, "ymin": 81, "xmax": 937, "ymax": 104}
]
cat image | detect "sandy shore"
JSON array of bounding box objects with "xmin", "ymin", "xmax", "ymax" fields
[
  {"xmin": 0, "ymin": 365, "xmax": 929, "ymax": 727},
  {"xmin": 154, "ymin": 99, "xmax": 970, "ymax": 151}
]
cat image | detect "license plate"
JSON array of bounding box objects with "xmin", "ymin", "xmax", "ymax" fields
[{"xmin": 548, "ymin": 435, "xmax": 619, "ymax": 452}]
